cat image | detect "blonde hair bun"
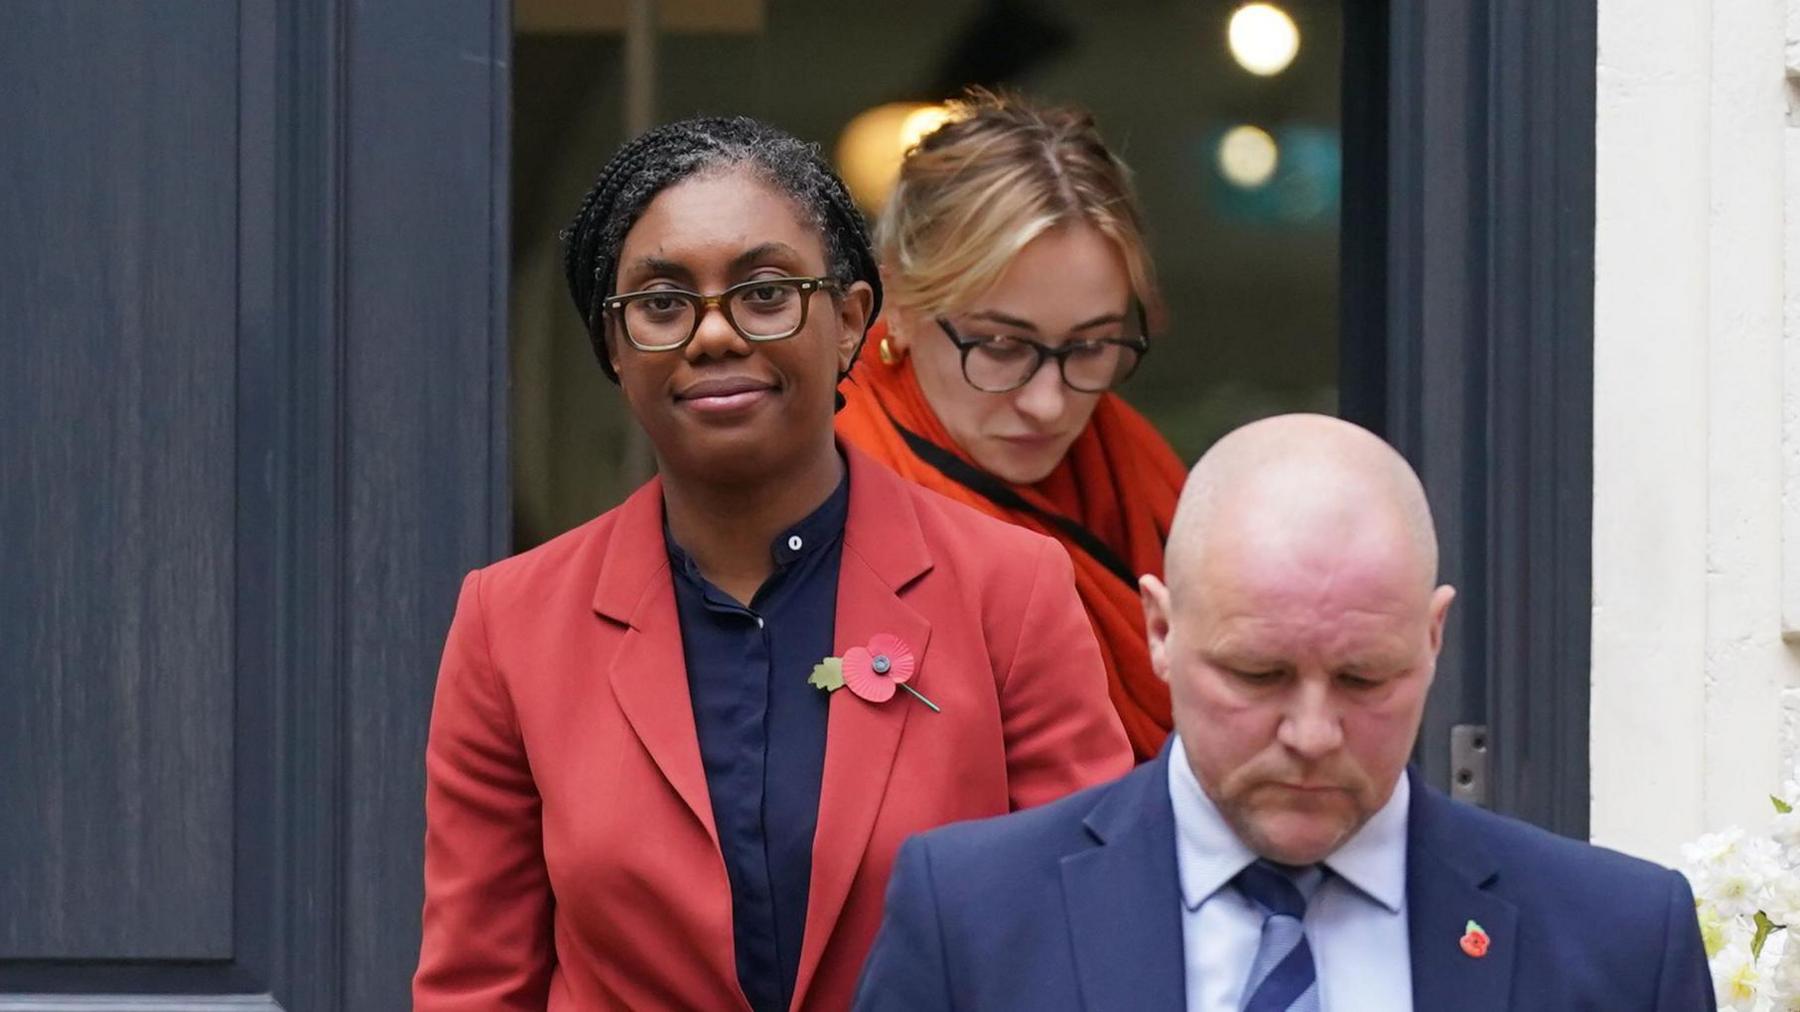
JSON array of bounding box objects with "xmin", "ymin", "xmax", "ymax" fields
[{"xmin": 876, "ymin": 88, "xmax": 1163, "ymax": 330}]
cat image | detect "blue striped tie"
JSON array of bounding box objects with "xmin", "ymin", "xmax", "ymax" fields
[{"xmin": 1232, "ymin": 860, "xmax": 1321, "ymax": 1012}]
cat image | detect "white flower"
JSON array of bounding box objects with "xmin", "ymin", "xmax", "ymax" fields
[
  {"xmin": 1698, "ymin": 902, "xmax": 1733, "ymax": 959},
  {"xmin": 1769, "ymin": 932, "xmax": 1800, "ymax": 1008},
  {"xmin": 1764, "ymin": 870, "xmax": 1800, "ymax": 928},
  {"xmin": 1702, "ymin": 837, "xmax": 1787, "ymax": 920},
  {"xmin": 1687, "ymin": 827, "xmax": 1749, "ymax": 868},
  {"xmin": 1686, "ymin": 828, "xmax": 1747, "ymax": 899},
  {"xmin": 1772, "ymin": 810, "xmax": 1800, "ymax": 859},
  {"xmin": 1714, "ymin": 938, "xmax": 1763, "ymax": 1011},
  {"xmin": 1683, "ymin": 759, "xmax": 1800, "ymax": 1009}
]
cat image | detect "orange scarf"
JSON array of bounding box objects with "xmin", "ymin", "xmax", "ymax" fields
[{"xmin": 836, "ymin": 324, "xmax": 1183, "ymax": 760}]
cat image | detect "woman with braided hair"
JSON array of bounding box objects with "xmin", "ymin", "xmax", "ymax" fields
[
  {"xmin": 413, "ymin": 116, "xmax": 1131, "ymax": 1012},
  {"xmin": 837, "ymin": 90, "xmax": 1186, "ymax": 763}
]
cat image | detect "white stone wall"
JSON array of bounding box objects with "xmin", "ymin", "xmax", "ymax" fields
[{"xmin": 1593, "ymin": 0, "xmax": 1800, "ymax": 864}]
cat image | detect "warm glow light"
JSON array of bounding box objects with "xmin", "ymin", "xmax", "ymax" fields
[
  {"xmin": 1228, "ymin": 3, "xmax": 1300, "ymax": 76},
  {"xmin": 1217, "ymin": 125, "xmax": 1279, "ymax": 188},
  {"xmin": 835, "ymin": 102, "xmax": 956, "ymax": 211},
  {"xmin": 899, "ymin": 104, "xmax": 955, "ymax": 151}
]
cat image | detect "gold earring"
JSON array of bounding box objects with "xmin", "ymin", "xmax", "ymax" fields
[{"xmin": 879, "ymin": 336, "xmax": 901, "ymax": 365}]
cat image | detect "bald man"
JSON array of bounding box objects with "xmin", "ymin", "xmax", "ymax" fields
[{"xmin": 854, "ymin": 416, "xmax": 1713, "ymax": 1011}]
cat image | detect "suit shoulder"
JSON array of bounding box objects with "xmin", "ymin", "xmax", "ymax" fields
[
  {"xmin": 1436, "ymin": 792, "xmax": 1686, "ymax": 898},
  {"xmin": 465, "ymin": 508, "xmax": 617, "ymax": 609}
]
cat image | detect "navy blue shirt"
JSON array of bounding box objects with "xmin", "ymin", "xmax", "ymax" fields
[{"xmin": 665, "ymin": 472, "xmax": 847, "ymax": 1012}]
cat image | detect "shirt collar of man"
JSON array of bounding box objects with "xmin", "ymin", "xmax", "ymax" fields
[{"xmin": 1167, "ymin": 734, "xmax": 1409, "ymax": 915}]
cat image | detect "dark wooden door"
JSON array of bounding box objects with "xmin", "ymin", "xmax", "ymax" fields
[
  {"xmin": 1340, "ymin": 0, "xmax": 1596, "ymax": 838},
  {"xmin": 0, "ymin": 2, "xmax": 509, "ymax": 1008}
]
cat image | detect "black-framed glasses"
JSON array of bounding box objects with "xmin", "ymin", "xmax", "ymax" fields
[
  {"xmin": 934, "ymin": 305, "xmax": 1151, "ymax": 393},
  {"xmin": 601, "ymin": 275, "xmax": 844, "ymax": 352}
]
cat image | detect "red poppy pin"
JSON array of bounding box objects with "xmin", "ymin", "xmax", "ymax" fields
[
  {"xmin": 808, "ymin": 633, "xmax": 939, "ymax": 712},
  {"xmin": 1460, "ymin": 919, "xmax": 1490, "ymax": 958}
]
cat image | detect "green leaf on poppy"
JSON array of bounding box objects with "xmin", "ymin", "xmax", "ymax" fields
[
  {"xmin": 1752, "ymin": 911, "xmax": 1778, "ymax": 959},
  {"xmin": 1774, "ymin": 795, "xmax": 1793, "ymax": 815},
  {"xmin": 809, "ymin": 657, "xmax": 845, "ymax": 693},
  {"xmin": 1465, "ymin": 920, "xmax": 1485, "ymax": 936}
]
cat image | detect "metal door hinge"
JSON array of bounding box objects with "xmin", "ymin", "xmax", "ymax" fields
[{"xmin": 1449, "ymin": 724, "xmax": 1490, "ymax": 807}]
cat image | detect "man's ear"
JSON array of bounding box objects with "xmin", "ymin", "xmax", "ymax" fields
[
  {"xmin": 835, "ymin": 281, "xmax": 875, "ymax": 372},
  {"xmin": 1426, "ymin": 584, "xmax": 1456, "ymax": 658},
  {"xmin": 1140, "ymin": 574, "xmax": 1174, "ymax": 684}
]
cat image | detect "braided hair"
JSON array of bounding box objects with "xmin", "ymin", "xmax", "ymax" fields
[{"xmin": 560, "ymin": 116, "xmax": 883, "ymax": 383}]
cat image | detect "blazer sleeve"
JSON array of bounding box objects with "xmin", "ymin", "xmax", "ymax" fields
[
  {"xmin": 996, "ymin": 537, "xmax": 1134, "ymax": 810},
  {"xmin": 413, "ymin": 570, "xmax": 555, "ymax": 1010},
  {"xmin": 853, "ymin": 836, "xmax": 956, "ymax": 1012},
  {"xmin": 1657, "ymin": 870, "xmax": 1718, "ymax": 1011}
]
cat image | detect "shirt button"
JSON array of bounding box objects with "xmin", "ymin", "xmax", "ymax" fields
[
  {"xmin": 787, "ymin": 535, "xmax": 803, "ymax": 551},
  {"xmin": 756, "ymin": 616, "xmax": 765, "ymax": 629}
]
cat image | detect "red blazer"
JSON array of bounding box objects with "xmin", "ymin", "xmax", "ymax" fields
[{"xmin": 414, "ymin": 445, "xmax": 1133, "ymax": 1011}]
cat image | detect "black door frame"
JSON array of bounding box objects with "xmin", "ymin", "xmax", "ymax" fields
[
  {"xmin": 1343, "ymin": 0, "xmax": 1596, "ymax": 839},
  {"xmin": 0, "ymin": 0, "xmax": 510, "ymax": 1008}
]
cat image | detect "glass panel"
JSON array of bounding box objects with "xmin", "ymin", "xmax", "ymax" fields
[{"xmin": 512, "ymin": 0, "xmax": 1343, "ymax": 548}]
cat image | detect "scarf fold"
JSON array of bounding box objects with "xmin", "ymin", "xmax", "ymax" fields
[{"xmin": 835, "ymin": 324, "xmax": 1183, "ymax": 761}]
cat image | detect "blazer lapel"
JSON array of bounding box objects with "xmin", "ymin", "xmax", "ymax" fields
[
  {"xmin": 1059, "ymin": 748, "xmax": 1187, "ymax": 1012},
  {"xmin": 1405, "ymin": 769, "xmax": 1518, "ymax": 1012},
  {"xmin": 592, "ymin": 478, "xmax": 718, "ymax": 846},
  {"xmin": 792, "ymin": 448, "xmax": 934, "ymax": 1008}
]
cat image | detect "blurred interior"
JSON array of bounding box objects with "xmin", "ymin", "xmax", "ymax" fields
[{"xmin": 511, "ymin": 0, "xmax": 1343, "ymax": 549}]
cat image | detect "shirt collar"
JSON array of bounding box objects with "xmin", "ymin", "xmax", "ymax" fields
[
  {"xmin": 1167, "ymin": 735, "xmax": 1257, "ymax": 912},
  {"xmin": 663, "ymin": 463, "xmax": 851, "ymax": 576},
  {"xmin": 1322, "ymin": 771, "xmax": 1408, "ymax": 914},
  {"xmin": 1165, "ymin": 734, "xmax": 1410, "ymax": 915},
  {"xmin": 770, "ymin": 467, "xmax": 850, "ymax": 566}
]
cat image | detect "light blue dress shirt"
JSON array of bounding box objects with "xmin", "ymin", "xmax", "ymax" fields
[{"xmin": 1168, "ymin": 735, "xmax": 1412, "ymax": 1011}]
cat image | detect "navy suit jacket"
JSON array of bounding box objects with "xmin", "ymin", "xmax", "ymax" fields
[{"xmin": 854, "ymin": 747, "xmax": 1715, "ymax": 1011}]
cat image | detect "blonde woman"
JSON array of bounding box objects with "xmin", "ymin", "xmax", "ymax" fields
[{"xmin": 838, "ymin": 90, "xmax": 1184, "ymax": 762}]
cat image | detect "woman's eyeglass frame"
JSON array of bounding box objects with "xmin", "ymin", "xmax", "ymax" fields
[
  {"xmin": 600, "ymin": 275, "xmax": 844, "ymax": 352},
  {"xmin": 934, "ymin": 304, "xmax": 1152, "ymax": 394}
]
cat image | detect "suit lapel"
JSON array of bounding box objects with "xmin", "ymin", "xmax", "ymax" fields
[
  {"xmin": 792, "ymin": 448, "xmax": 934, "ymax": 1009},
  {"xmin": 592, "ymin": 478, "xmax": 718, "ymax": 845},
  {"xmin": 1405, "ymin": 770, "xmax": 1518, "ymax": 1012},
  {"xmin": 1060, "ymin": 749, "xmax": 1187, "ymax": 1012}
]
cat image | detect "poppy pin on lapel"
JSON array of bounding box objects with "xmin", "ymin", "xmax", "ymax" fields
[
  {"xmin": 1460, "ymin": 919, "xmax": 1490, "ymax": 958},
  {"xmin": 809, "ymin": 633, "xmax": 939, "ymax": 712}
]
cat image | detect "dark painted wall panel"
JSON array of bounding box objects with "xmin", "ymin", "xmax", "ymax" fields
[
  {"xmin": 0, "ymin": 0, "xmax": 507, "ymax": 1004},
  {"xmin": 339, "ymin": 1, "xmax": 510, "ymax": 1008},
  {"xmin": 0, "ymin": 4, "xmax": 239, "ymax": 960}
]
